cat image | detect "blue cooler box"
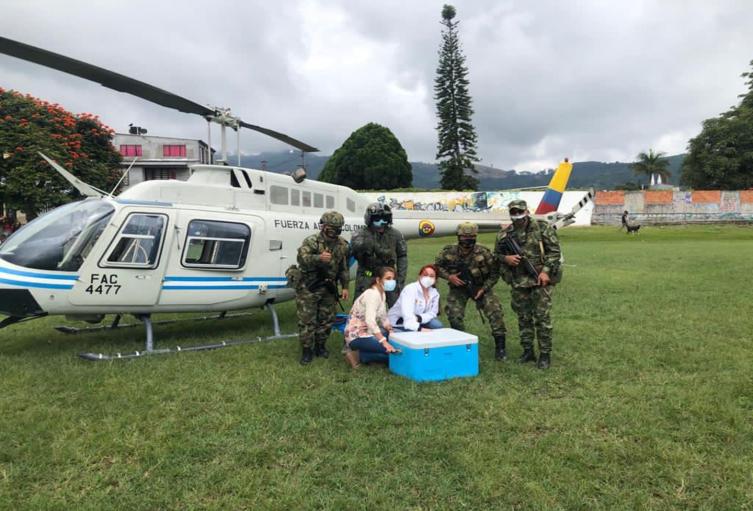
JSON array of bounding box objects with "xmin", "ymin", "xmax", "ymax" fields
[{"xmin": 388, "ymin": 328, "xmax": 479, "ymax": 382}]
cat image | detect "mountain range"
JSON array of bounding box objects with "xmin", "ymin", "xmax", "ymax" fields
[{"xmin": 234, "ymin": 152, "xmax": 685, "ymax": 191}]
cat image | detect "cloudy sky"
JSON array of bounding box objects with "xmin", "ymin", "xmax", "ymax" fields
[{"xmin": 2, "ymin": 0, "xmax": 752, "ymax": 171}]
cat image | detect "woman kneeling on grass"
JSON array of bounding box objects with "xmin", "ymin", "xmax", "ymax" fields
[
  {"xmin": 388, "ymin": 264, "xmax": 443, "ymax": 332},
  {"xmin": 343, "ymin": 266, "xmax": 398, "ymax": 368}
]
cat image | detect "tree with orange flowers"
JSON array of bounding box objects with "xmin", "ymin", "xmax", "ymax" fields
[{"xmin": 0, "ymin": 89, "xmax": 121, "ymax": 219}]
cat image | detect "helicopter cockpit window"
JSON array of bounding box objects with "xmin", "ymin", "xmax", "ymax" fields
[
  {"xmin": 0, "ymin": 200, "xmax": 115, "ymax": 271},
  {"xmin": 182, "ymin": 220, "xmax": 250, "ymax": 269},
  {"xmin": 270, "ymin": 185, "xmax": 288, "ymax": 205},
  {"xmin": 103, "ymin": 214, "xmax": 167, "ymax": 268}
]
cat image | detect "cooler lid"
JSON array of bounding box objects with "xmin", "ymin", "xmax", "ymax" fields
[{"xmin": 389, "ymin": 328, "xmax": 479, "ymax": 349}]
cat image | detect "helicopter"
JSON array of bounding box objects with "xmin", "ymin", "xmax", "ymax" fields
[{"xmin": 0, "ymin": 36, "xmax": 592, "ymax": 359}]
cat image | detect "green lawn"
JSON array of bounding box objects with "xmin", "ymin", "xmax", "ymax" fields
[{"xmin": 1, "ymin": 225, "xmax": 752, "ymax": 510}]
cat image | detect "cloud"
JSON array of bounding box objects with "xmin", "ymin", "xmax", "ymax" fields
[{"xmin": 2, "ymin": 0, "xmax": 752, "ymax": 171}]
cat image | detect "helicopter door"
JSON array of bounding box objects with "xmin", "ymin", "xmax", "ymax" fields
[{"xmin": 70, "ymin": 211, "xmax": 172, "ymax": 306}]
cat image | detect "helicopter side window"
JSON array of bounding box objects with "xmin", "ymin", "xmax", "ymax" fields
[
  {"xmin": 346, "ymin": 198, "xmax": 356, "ymax": 212},
  {"xmin": 326, "ymin": 195, "xmax": 335, "ymax": 209},
  {"xmin": 314, "ymin": 193, "xmax": 324, "ymax": 208},
  {"xmin": 290, "ymin": 189, "xmax": 300, "ymax": 206},
  {"xmin": 270, "ymin": 186, "xmax": 288, "ymax": 205},
  {"xmin": 182, "ymin": 220, "xmax": 250, "ymax": 269},
  {"xmin": 302, "ymin": 191, "xmax": 312, "ymax": 207},
  {"xmin": 102, "ymin": 214, "xmax": 167, "ymax": 268}
]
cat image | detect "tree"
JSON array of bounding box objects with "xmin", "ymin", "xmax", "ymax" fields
[
  {"xmin": 681, "ymin": 60, "xmax": 753, "ymax": 189},
  {"xmin": 318, "ymin": 123, "xmax": 412, "ymax": 190},
  {"xmin": 0, "ymin": 89, "xmax": 121, "ymax": 219},
  {"xmin": 434, "ymin": 4, "xmax": 479, "ymax": 191},
  {"xmin": 631, "ymin": 149, "xmax": 671, "ymax": 186}
]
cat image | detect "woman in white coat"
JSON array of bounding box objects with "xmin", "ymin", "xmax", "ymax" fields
[{"xmin": 388, "ymin": 264, "xmax": 443, "ymax": 331}]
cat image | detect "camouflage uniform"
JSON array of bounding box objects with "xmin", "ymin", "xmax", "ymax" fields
[
  {"xmin": 350, "ymin": 204, "xmax": 407, "ymax": 308},
  {"xmin": 434, "ymin": 224, "xmax": 507, "ymax": 347},
  {"xmin": 295, "ymin": 212, "xmax": 349, "ymax": 359},
  {"xmin": 495, "ymin": 200, "xmax": 561, "ymax": 357}
]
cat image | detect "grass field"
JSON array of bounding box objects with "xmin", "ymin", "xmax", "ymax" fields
[{"xmin": 1, "ymin": 225, "xmax": 753, "ymax": 510}]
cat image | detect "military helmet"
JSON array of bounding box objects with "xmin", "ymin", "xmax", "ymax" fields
[
  {"xmin": 456, "ymin": 222, "xmax": 479, "ymax": 236},
  {"xmin": 507, "ymin": 199, "xmax": 528, "ymax": 211},
  {"xmin": 320, "ymin": 210, "xmax": 345, "ymax": 227},
  {"xmin": 364, "ymin": 202, "xmax": 393, "ymax": 226}
]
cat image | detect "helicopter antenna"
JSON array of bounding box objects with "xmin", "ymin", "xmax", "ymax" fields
[
  {"xmin": 206, "ymin": 118, "xmax": 213, "ymax": 164},
  {"xmin": 108, "ymin": 157, "xmax": 139, "ymax": 197}
]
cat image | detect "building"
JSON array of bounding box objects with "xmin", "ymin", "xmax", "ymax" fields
[{"xmin": 113, "ymin": 133, "xmax": 214, "ymax": 190}]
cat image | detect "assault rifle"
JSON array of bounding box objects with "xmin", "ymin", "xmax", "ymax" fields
[
  {"xmin": 498, "ymin": 235, "xmax": 541, "ymax": 282},
  {"xmin": 307, "ymin": 241, "xmax": 346, "ymax": 311},
  {"xmin": 446, "ymin": 261, "xmax": 481, "ymax": 295},
  {"xmin": 498, "ymin": 235, "xmax": 551, "ymax": 296},
  {"xmin": 447, "ymin": 261, "xmax": 486, "ymax": 322}
]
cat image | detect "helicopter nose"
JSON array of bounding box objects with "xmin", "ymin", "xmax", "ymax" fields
[{"xmin": 0, "ymin": 288, "xmax": 44, "ymax": 317}]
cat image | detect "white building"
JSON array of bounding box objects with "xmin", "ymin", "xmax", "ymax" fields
[{"xmin": 113, "ymin": 133, "xmax": 214, "ymax": 190}]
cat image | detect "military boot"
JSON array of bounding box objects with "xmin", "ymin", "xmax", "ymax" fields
[
  {"xmin": 537, "ymin": 352, "xmax": 551, "ymax": 369},
  {"xmin": 300, "ymin": 347, "xmax": 314, "ymax": 365},
  {"xmin": 494, "ymin": 335, "xmax": 507, "ymax": 361},
  {"xmin": 518, "ymin": 347, "xmax": 536, "ymax": 364},
  {"xmin": 314, "ymin": 342, "xmax": 329, "ymax": 358}
]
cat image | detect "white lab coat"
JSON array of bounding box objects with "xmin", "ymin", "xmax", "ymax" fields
[{"xmin": 387, "ymin": 281, "xmax": 440, "ymax": 331}]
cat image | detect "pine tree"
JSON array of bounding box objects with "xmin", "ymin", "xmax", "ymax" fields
[{"xmin": 434, "ymin": 4, "xmax": 479, "ymax": 190}]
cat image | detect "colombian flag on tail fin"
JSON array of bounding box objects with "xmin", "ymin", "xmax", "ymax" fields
[{"xmin": 534, "ymin": 159, "xmax": 573, "ymax": 215}]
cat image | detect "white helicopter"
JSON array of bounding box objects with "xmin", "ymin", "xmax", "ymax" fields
[{"xmin": 0, "ymin": 37, "xmax": 591, "ymax": 359}]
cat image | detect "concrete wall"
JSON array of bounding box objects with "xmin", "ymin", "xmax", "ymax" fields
[{"xmin": 593, "ymin": 190, "xmax": 753, "ymax": 225}]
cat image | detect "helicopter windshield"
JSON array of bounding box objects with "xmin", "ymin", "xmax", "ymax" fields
[{"xmin": 0, "ymin": 200, "xmax": 114, "ymax": 272}]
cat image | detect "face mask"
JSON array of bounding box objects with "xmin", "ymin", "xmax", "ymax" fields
[
  {"xmin": 419, "ymin": 276, "xmax": 435, "ymax": 288},
  {"xmin": 372, "ymin": 219, "xmax": 387, "ymax": 228},
  {"xmin": 383, "ymin": 279, "xmax": 397, "ymax": 292},
  {"xmin": 510, "ymin": 213, "xmax": 527, "ymax": 221},
  {"xmin": 458, "ymin": 238, "xmax": 476, "ymax": 248},
  {"xmin": 323, "ymin": 226, "xmax": 342, "ymax": 238}
]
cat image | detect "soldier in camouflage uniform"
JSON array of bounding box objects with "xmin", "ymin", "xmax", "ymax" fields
[
  {"xmin": 495, "ymin": 199, "xmax": 562, "ymax": 369},
  {"xmin": 295, "ymin": 211, "xmax": 350, "ymax": 365},
  {"xmin": 350, "ymin": 203, "xmax": 407, "ymax": 308},
  {"xmin": 434, "ymin": 222, "xmax": 508, "ymax": 360}
]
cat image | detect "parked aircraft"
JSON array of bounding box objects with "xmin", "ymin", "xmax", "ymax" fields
[{"xmin": 0, "ymin": 37, "xmax": 590, "ymax": 359}]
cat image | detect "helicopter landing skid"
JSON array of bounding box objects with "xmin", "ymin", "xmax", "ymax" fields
[
  {"xmin": 78, "ymin": 304, "xmax": 297, "ymax": 361},
  {"xmin": 55, "ymin": 311, "xmax": 257, "ymax": 335}
]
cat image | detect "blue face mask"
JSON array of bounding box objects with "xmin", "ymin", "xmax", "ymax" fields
[
  {"xmin": 372, "ymin": 219, "xmax": 387, "ymax": 228},
  {"xmin": 383, "ymin": 279, "xmax": 397, "ymax": 292}
]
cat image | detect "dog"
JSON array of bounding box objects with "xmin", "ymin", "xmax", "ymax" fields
[{"xmin": 625, "ymin": 223, "xmax": 641, "ymax": 234}]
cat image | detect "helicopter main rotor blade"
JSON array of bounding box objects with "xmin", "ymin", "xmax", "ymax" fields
[
  {"xmin": 0, "ymin": 36, "xmax": 319, "ymax": 152},
  {"xmin": 0, "ymin": 36, "xmax": 215, "ymax": 117},
  {"xmin": 237, "ymin": 120, "xmax": 319, "ymax": 153}
]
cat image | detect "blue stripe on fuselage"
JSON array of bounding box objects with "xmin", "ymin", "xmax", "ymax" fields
[{"xmin": 0, "ymin": 266, "xmax": 77, "ymax": 280}]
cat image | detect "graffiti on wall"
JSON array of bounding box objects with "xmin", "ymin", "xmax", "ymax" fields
[
  {"xmin": 369, "ymin": 191, "xmax": 527, "ymax": 213},
  {"xmin": 593, "ymin": 190, "xmax": 753, "ymax": 224}
]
